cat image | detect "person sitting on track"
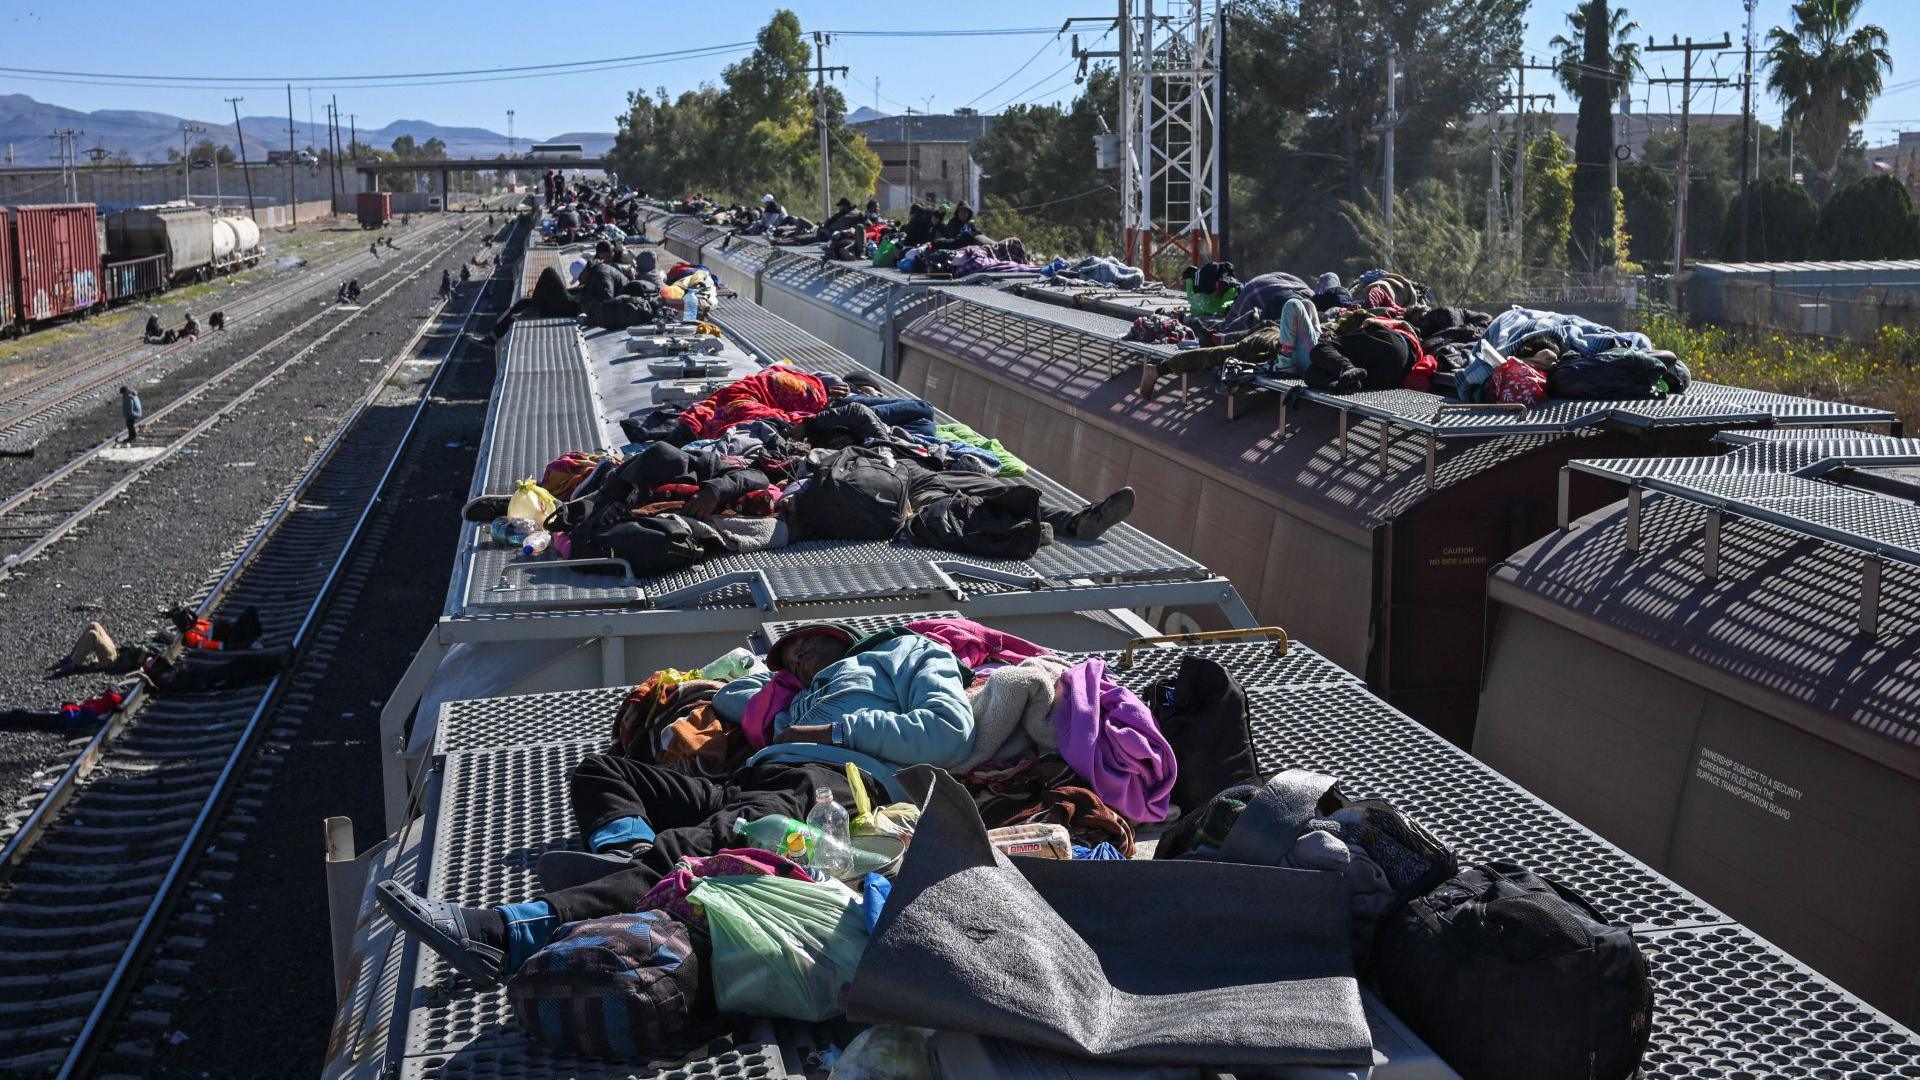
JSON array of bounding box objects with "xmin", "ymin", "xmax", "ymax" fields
[
  {"xmin": 143, "ymin": 312, "xmax": 164, "ymax": 343},
  {"xmin": 208, "ymin": 310, "xmax": 226, "ymax": 332},
  {"xmin": 347, "ymin": 279, "xmax": 363, "ymax": 302},
  {"xmin": 178, "ymin": 313, "xmax": 201, "ymax": 343}
]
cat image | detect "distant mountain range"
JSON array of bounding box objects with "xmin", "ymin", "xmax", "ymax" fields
[{"xmin": 0, "ymin": 94, "xmax": 615, "ymax": 165}]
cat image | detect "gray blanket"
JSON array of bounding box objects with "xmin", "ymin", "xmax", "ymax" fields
[{"xmin": 844, "ymin": 767, "xmax": 1373, "ymax": 1069}]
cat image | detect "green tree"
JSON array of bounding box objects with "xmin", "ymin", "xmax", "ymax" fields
[
  {"xmin": 1555, "ymin": 2, "xmax": 1640, "ymax": 268},
  {"xmin": 1720, "ymin": 175, "xmax": 1817, "ymax": 261},
  {"xmin": 973, "ymin": 66, "xmax": 1121, "ymax": 257},
  {"xmin": 1525, "ymin": 131, "xmax": 1573, "ymax": 268},
  {"xmin": 605, "ymin": 10, "xmax": 878, "ymax": 210},
  {"xmin": 1765, "ymin": 0, "xmax": 1891, "ymax": 203},
  {"xmin": 1339, "ymin": 179, "xmax": 1516, "ymax": 304},
  {"xmin": 1618, "ymin": 160, "xmax": 1672, "ymax": 268},
  {"xmin": 1813, "ymin": 174, "xmax": 1920, "ymax": 259},
  {"xmin": 1219, "ymin": 0, "xmax": 1523, "ymax": 274}
]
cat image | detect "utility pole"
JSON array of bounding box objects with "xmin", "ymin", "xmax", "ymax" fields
[
  {"xmin": 1738, "ymin": 0, "xmax": 1756, "ymax": 259},
  {"xmin": 1647, "ymin": 34, "xmax": 1732, "ymax": 300},
  {"xmin": 286, "ymin": 85, "xmax": 298, "ymax": 227},
  {"xmin": 904, "ymin": 107, "xmax": 915, "ymax": 206},
  {"xmin": 1502, "ymin": 55, "xmax": 1557, "ymax": 268},
  {"xmin": 809, "ymin": 30, "xmax": 849, "ymax": 222},
  {"xmin": 180, "ymin": 122, "xmax": 206, "ymax": 200},
  {"xmin": 228, "ymin": 97, "xmax": 256, "ymax": 222},
  {"xmin": 48, "ymin": 129, "xmax": 82, "ymax": 201},
  {"xmin": 1488, "ymin": 108, "xmax": 1502, "ymax": 256},
  {"xmin": 324, "ymin": 104, "xmax": 338, "ymax": 208},
  {"xmin": 1378, "ymin": 43, "xmax": 1401, "ymax": 267},
  {"xmin": 331, "ymin": 95, "xmax": 343, "ymax": 196},
  {"xmin": 349, "ymin": 114, "xmax": 357, "ymax": 192}
]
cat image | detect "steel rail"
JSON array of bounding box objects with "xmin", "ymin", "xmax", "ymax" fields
[
  {"xmin": 0, "ymin": 210, "xmax": 512, "ymax": 881},
  {"xmin": 43, "ymin": 218, "xmax": 519, "ymax": 1080},
  {"xmin": 0, "ymin": 214, "xmax": 471, "ymax": 445},
  {"xmin": 0, "ymin": 221, "xmax": 476, "ymax": 576}
]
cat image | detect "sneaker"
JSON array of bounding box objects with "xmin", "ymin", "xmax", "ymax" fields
[
  {"xmin": 374, "ymin": 880, "xmax": 507, "ymax": 986},
  {"xmin": 536, "ymin": 848, "xmax": 641, "ymax": 893},
  {"xmin": 1070, "ymin": 487, "xmax": 1136, "ymax": 541}
]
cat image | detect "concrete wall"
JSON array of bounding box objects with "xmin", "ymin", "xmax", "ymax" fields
[{"xmin": 0, "ymin": 163, "xmax": 336, "ymax": 212}]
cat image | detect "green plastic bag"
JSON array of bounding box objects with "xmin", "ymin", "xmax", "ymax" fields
[
  {"xmin": 690, "ymin": 875, "xmax": 869, "ymax": 1022},
  {"xmin": 871, "ymin": 237, "xmax": 902, "ymax": 268}
]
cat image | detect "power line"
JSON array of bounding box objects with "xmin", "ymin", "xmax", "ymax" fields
[
  {"xmin": 824, "ymin": 27, "xmax": 1059, "ymax": 37},
  {"xmin": 962, "ymin": 34, "xmax": 1063, "ymax": 109},
  {"xmin": 0, "ymin": 43, "xmax": 757, "ymax": 91}
]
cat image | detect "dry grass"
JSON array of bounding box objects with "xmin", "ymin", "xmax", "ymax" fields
[{"xmin": 1641, "ymin": 312, "xmax": 1920, "ymax": 432}]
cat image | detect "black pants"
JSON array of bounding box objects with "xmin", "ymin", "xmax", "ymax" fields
[
  {"xmin": 541, "ymin": 755, "xmax": 873, "ymax": 923},
  {"xmin": 124, "ymin": 418, "xmax": 138, "ymax": 443},
  {"xmin": 912, "ymin": 473, "xmax": 1081, "ymax": 531}
]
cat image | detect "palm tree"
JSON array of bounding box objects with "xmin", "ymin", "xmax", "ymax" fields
[
  {"xmin": 1765, "ymin": 0, "xmax": 1892, "ymax": 203},
  {"xmin": 1551, "ymin": 4, "xmax": 1642, "ymax": 102}
]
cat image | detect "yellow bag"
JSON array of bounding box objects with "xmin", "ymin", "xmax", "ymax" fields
[{"xmin": 507, "ymin": 479, "xmax": 558, "ymax": 527}]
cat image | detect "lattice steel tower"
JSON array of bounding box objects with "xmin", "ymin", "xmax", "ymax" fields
[{"xmin": 1114, "ymin": 0, "xmax": 1223, "ymax": 269}]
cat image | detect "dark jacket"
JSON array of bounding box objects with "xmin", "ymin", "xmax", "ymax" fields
[
  {"xmin": 904, "ymin": 208, "xmax": 935, "ymax": 246},
  {"xmin": 896, "ymin": 460, "xmax": 1048, "ymax": 561}
]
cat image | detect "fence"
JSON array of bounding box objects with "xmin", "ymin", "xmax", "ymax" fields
[{"xmin": 1684, "ymin": 275, "xmax": 1920, "ymax": 342}]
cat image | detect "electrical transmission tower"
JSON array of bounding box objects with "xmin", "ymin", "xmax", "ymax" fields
[{"xmin": 1072, "ymin": 0, "xmax": 1224, "ymax": 270}]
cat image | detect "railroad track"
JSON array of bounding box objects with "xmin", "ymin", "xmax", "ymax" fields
[
  {"xmin": 0, "ymin": 216, "xmax": 522, "ymax": 1080},
  {"xmin": 0, "ymin": 218, "xmax": 483, "ymax": 579},
  {"xmin": 0, "ymin": 207, "xmax": 506, "ymax": 456}
]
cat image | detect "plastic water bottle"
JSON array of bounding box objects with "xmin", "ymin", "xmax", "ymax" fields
[
  {"xmin": 521, "ymin": 530, "xmax": 551, "ymax": 557},
  {"xmin": 682, "ymin": 291, "xmax": 700, "ymax": 324},
  {"xmin": 804, "ymin": 787, "xmax": 852, "ymax": 881}
]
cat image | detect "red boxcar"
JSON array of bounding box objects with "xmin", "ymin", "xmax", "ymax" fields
[
  {"xmin": 0, "ymin": 215, "xmax": 14, "ymax": 333},
  {"xmin": 356, "ymin": 192, "xmax": 392, "ymax": 230},
  {"xmin": 8, "ymin": 204, "xmax": 103, "ymax": 325}
]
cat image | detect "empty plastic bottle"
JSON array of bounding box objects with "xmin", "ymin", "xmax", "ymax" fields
[
  {"xmin": 521, "ymin": 530, "xmax": 551, "ymax": 557},
  {"xmin": 682, "ymin": 291, "xmax": 700, "ymax": 324},
  {"xmin": 804, "ymin": 787, "xmax": 853, "ymax": 882}
]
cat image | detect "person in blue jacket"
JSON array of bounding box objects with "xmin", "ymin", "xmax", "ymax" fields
[{"xmin": 371, "ymin": 622, "xmax": 976, "ymax": 986}]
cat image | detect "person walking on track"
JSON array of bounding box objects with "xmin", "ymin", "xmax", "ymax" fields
[{"xmin": 120, "ymin": 386, "xmax": 143, "ymax": 445}]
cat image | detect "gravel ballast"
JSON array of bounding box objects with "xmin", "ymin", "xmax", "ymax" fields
[{"xmin": 0, "ymin": 217, "xmax": 496, "ymax": 826}]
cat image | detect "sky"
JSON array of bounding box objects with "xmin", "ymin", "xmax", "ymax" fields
[{"xmin": 2, "ymin": 1, "xmax": 1915, "ymax": 144}]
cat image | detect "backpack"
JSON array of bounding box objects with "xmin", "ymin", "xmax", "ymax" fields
[
  {"xmin": 1146, "ymin": 655, "xmax": 1258, "ymax": 814},
  {"xmin": 1155, "ymin": 769, "xmax": 1455, "ymax": 962},
  {"xmin": 1373, "ymin": 861, "xmax": 1654, "ymax": 1080},
  {"xmin": 508, "ymin": 910, "xmax": 718, "ymax": 1061},
  {"xmin": 799, "ymin": 447, "xmax": 909, "ymax": 540},
  {"xmin": 916, "ymin": 248, "xmax": 956, "ymax": 276},
  {"xmin": 1490, "ymin": 356, "xmax": 1548, "ymax": 407}
]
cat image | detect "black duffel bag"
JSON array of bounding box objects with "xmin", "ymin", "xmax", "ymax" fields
[{"xmin": 1374, "ymin": 860, "xmax": 1654, "ymax": 1080}]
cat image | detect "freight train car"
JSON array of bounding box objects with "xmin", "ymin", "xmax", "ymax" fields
[
  {"xmin": 106, "ymin": 206, "xmax": 211, "ymax": 283},
  {"xmin": 0, "ymin": 218, "xmax": 12, "ymax": 333},
  {"xmin": 3, "ymin": 203, "xmax": 102, "ymax": 335}
]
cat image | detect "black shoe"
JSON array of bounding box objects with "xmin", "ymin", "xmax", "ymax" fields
[
  {"xmin": 536, "ymin": 848, "xmax": 641, "ymax": 893},
  {"xmin": 1070, "ymin": 487, "xmax": 1136, "ymax": 541},
  {"xmin": 462, "ymin": 494, "xmax": 511, "ymax": 523},
  {"xmin": 374, "ymin": 880, "xmax": 507, "ymax": 986}
]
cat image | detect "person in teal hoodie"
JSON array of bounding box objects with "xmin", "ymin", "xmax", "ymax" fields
[{"xmin": 765, "ymin": 628, "xmax": 974, "ymax": 768}]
